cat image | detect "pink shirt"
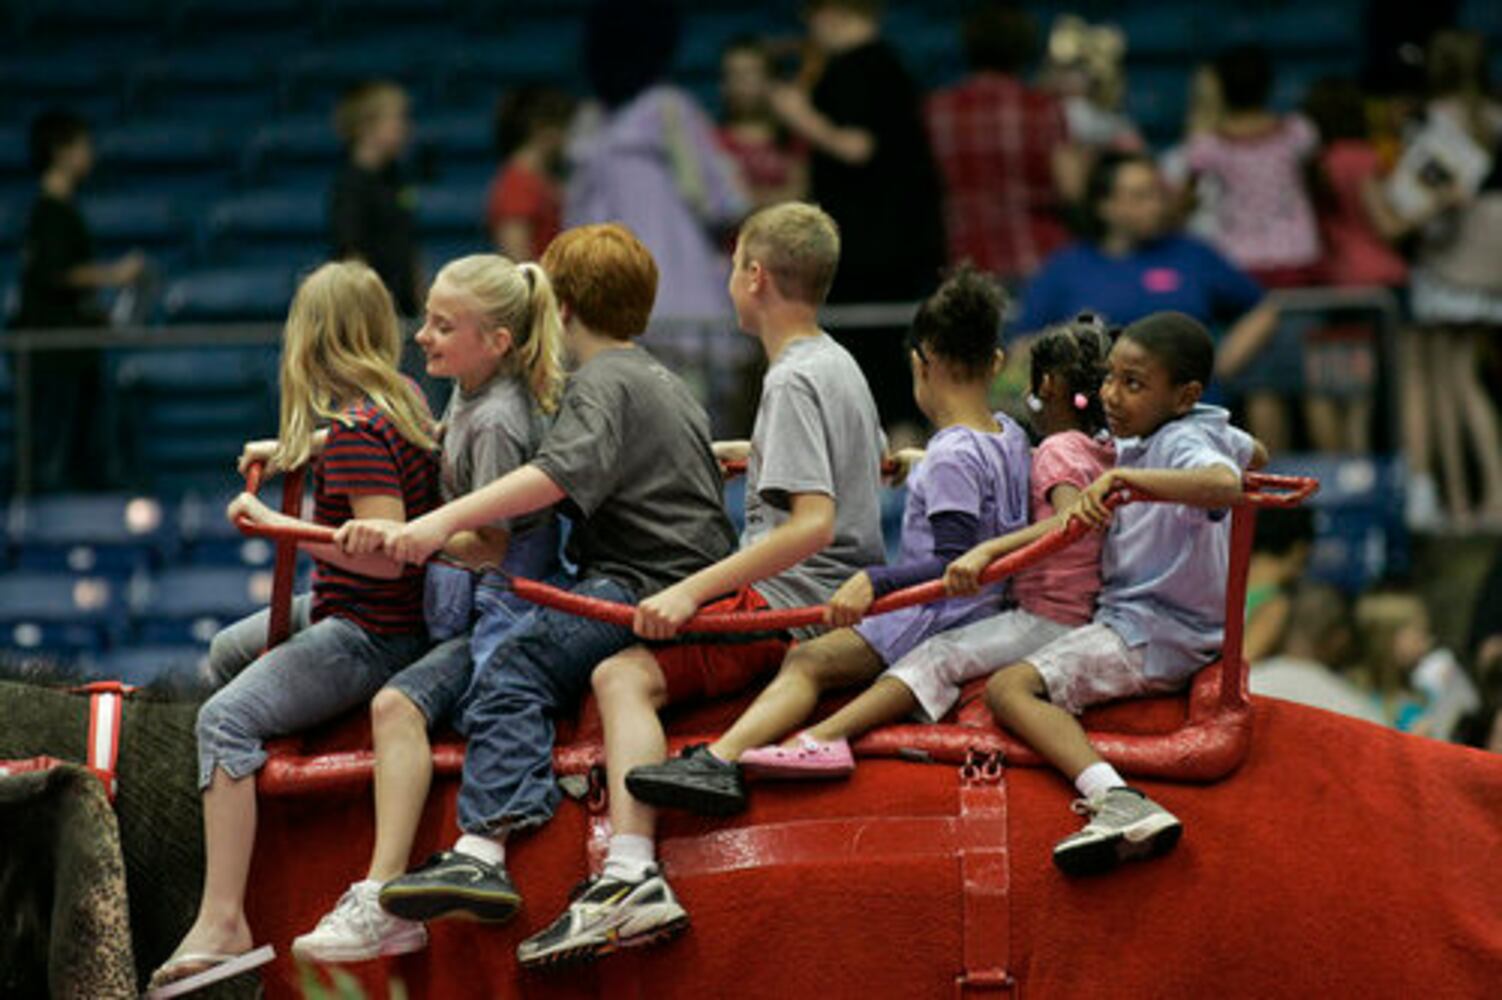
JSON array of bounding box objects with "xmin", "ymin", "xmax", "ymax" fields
[
  {"xmin": 1317, "ymin": 141, "xmax": 1408, "ymax": 288},
  {"xmin": 1011, "ymin": 431, "xmax": 1115, "ymax": 626},
  {"xmin": 1186, "ymin": 116, "xmax": 1321, "ymax": 273}
]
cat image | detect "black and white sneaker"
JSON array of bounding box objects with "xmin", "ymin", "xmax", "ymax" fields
[
  {"xmin": 517, "ymin": 866, "xmax": 689, "ymax": 969},
  {"xmin": 625, "ymin": 744, "xmax": 747, "ymax": 816},
  {"xmin": 377, "ymin": 850, "xmax": 522, "ymax": 923},
  {"xmin": 1052, "ymin": 787, "xmax": 1182, "ymax": 877}
]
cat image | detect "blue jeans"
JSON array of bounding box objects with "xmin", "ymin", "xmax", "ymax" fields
[
  {"xmin": 401, "ymin": 570, "xmax": 573, "ymax": 731},
  {"xmin": 456, "ymin": 576, "xmax": 635, "ymax": 836},
  {"xmin": 197, "ymin": 594, "xmax": 427, "ymax": 789}
]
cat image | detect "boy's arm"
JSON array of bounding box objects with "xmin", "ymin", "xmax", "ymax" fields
[
  {"xmin": 1070, "ymin": 466, "xmax": 1243, "ymax": 529},
  {"xmin": 336, "ymin": 464, "xmax": 563, "ymax": 564},
  {"xmin": 634, "ymin": 491, "xmax": 835, "ymax": 639},
  {"xmin": 1249, "ymin": 438, "xmax": 1270, "ymax": 471},
  {"xmin": 441, "ymin": 525, "xmax": 511, "ymax": 572},
  {"xmin": 712, "ymin": 440, "xmax": 751, "ymax": 463}
]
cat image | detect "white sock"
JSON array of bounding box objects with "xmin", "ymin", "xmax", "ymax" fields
[
  {"xmin": 1074, "ymin": 762, "xmax": 1126, "ymax": 800},
  {"xmin": 454, "ymin": 832, "xmax": 506, "ymax": 868},
  {"xmin": 602, "ymin": 833, "xmax": 656, "ymax": 882}
]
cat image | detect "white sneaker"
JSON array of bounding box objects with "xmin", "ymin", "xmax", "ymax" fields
[{"xmin": 292, "ymin": 881, "xmax": 428, "ymax": 963}]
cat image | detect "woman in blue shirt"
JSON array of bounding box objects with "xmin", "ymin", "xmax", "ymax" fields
[{"xmin": 1013, "ymin": 153, "xmax": 1284, "ymax": 443}]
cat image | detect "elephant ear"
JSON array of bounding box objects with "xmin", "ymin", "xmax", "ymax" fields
[{"xmin": 0, "ymin": 761, "xmax": 136, "ymax": 997}]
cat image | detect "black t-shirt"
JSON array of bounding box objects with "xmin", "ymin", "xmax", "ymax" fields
[
  {"xmin": 15, "ymin": 192, "xmax": 99, "ymax": 329},
  {"xmin": 329, "ymin": 161, "xmax": 419, "ymax": 315},
  {"xmin": 810, "ymin": 40, "xmax": 946, "ymax": 303}
]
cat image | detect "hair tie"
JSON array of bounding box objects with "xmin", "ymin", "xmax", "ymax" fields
[
  {"xmin": 521, "ymin": 263, "xmax": 537, "ymax": 290},
  {"xmin": 1073, "ymin": 392, "xmax": 1089, "ymax": 410},
  {"xmin": 1026, "ymin": 393, "xmax": 1044, "ymax": 413}
]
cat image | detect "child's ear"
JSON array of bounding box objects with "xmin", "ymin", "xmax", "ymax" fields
[
  {"xmin": 490, "ymin": 327, "xmax": 515, "ymax": 357},
  {"xmin": 1173, "ymin": 380, "xmax": 1204, "ymax": 414},
  {"xmin": 990, "ymin": 348, "xmax": 1005, "ymax": 378}
]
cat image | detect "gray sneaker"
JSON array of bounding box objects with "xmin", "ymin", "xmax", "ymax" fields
[
  {"xmin": 1052, "ymin": 787, "xmax": 1182, "ymax": 876},
  {"xmin": 517, "ymin": 866, "xmax": 689, "ymax": 969}
]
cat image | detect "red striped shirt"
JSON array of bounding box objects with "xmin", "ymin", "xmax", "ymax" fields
[{"xmin": 311, "ymin": 398, "xmax": 440, "ymax": 634}]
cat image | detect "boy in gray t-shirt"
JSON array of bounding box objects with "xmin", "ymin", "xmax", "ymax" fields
[
  {"xmin": 342, "ymin": 224, "xmax": 735, "ymax": 939},
  {"xmin": 515, "ymin": 203, "xmax": 885, "ymax": 969}
]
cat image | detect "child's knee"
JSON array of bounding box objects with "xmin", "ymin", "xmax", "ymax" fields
[
  {"xmin": 591, "ymin": 655, "xmax": 663, "ymax": 706},
  {"xmin": 781, "ymin": 645, "xmax": 834, "ymax": 688},
  {"xmin": 984, "ymin": 663, "xmax": 1043, "ymax": 716},
  {"xmin": 370, "ymin": 686, "xmax": 425, "ymax": 736}
]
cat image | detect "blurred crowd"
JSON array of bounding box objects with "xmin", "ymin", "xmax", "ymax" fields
[
  {"xmin": 17, "ymin": 1, "xmax": 1502, "ymax": 527},
  {"xmin": 1244, "ymin": 506, "xmax": 1501, "ymax": 752},
  {"xmin": 9, "ymin": 0, "xmax": 1502, "ymax": 751}
]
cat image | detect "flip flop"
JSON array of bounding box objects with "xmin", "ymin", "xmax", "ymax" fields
[{"xmin": 144, "ymin": 944, "xmax": 276, "ymax": 999}]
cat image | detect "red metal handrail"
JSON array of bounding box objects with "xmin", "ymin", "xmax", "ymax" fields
[{"xmin": 237, "ymin": 461, "xmax": 1315, "ymax": 637}]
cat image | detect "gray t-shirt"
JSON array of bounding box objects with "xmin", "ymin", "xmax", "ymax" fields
[
  {"xmin": 440, "ymin": 373, "xmax": 559, "ymax": 582},
  {"xmin": 745, "ymin": 332, "xmax": 886, "ymax": 611},
  {"xmin": 532, "ymin": 345, "xmax": 736, "ymax": 599}
]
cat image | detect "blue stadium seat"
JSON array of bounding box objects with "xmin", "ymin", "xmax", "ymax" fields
[
  {"xmin": 416, "ymin": 110, "xmax": 495, "ymax": 162},
  {"xmin": 112, "ymin": 346, "xmax": 279, "ymax": 493},
  {"xmin": 280, "ymin": 38, "xmax": 434, "ymax": 107},
  {"xmin": 0, "ymin": 571, "xmax": 126, "ymax": 654},
  {"xmin": 242, "ymin": 117, "xmax": 345, "ymax": 183},
  {"xmin": 0, "ymin": 197, "xmax": 24, "ymax": 252},
  {"xmin": 80, "ymin": 195, "xmax": 189, "ymax": 252},
  {"xmin": 161, "ymin": 265, "xmax": 298, "ymax": 322},
  {"xmin": 0, "ymin": 127, "xmax": 29, "ymax": 185},
  {"xmin": 114, "ymin": 346, "xmax": 278, "ymax": 395},
  {"xmin": 7, "ymin": 493, "xmax": 174, "ymax": 577},
  {"xmin": 1268, "ymin": 454, "xmax": 1408, "ymax": 594},
  {"xmin": 179, "ymin": 488, "xmax": 287, "ymax": 568},
  {"xmin": 134, "ymin": 565, "xmax": 272, "ymax": 645},
  {"xmin": 17, "ymin": 0, "xmax": 169, "ymax": 39},
  {"xmin": 95, "ymin": 120, "xmax": 230, "ymax": 170},
  {"xmin": 209, "ymin": 188, "xmax": 329, "ymax": 241},
  {"xmin": 674, "ymin": 9, "xmax": 773, "ymax": 76},
  {"xmin": 89, "ymin": 643, "xmax": 213, "ymax": 689},
  {"xmin": 128, "ymin": 48, "xmax": 279, "ymax": 120},
  {"xmin": 415, "ymin": 184, "xmax": 487, "ymax": 239},
  {"xmin": 0, "ymin": 53, "xmax": 124, "ymax": 103},
  {"xmin": 443, "ymin": 26, "xmax": 583, "ymax": 90},
  {"xmin": 1111, "ymin": 6, "xmax": 1198, "ymax": 60}
]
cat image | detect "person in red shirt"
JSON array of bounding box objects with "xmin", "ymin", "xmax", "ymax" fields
[
  {"xmin": 1302, "ymin": 78, "xmax": 1409, "ymax": 454},
  {"xmin": 717, "ymin": 35, "xmax": 808, "ymax": 209},
  {"xmin": 925, "ymin": 5, "xmax": 1085, "ymax": 282},
  {"xmin": 487, "ymin": 87, "xmax": 574, "ymax": 261}
]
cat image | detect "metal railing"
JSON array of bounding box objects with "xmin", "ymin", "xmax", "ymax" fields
[{"xmin": 0, "ymin": 288, "xmax": 1404, "ymax": 496}]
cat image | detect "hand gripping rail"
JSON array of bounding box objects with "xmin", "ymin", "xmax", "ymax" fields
[
  {"xmin": 236, "ymin": 461, "xmax": 1316, "ymax": 635},
  {"xmin": 239, "ymin": 461, "xmax": 1316, "ymax": 791}
]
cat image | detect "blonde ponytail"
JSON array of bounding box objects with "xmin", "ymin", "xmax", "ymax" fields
[
  {"xmin": 272, "ymin": 261, "xmax": 436, "ymax": 472},
  {"xmin": 516, "ymin": 262, "xmax": 565, "ymax": 414},
  {"xmin": 433, "ymin": 254, "xmax": 565, "ymax": 414}
]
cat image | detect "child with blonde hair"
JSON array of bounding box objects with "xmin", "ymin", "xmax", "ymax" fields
[
  {"xmin": 148, "ymin": 261, "xmax": 440, "ymax": 994},
  {"xmin": 518, "ymin": 201, "xmax": 886, "ymax": 967},
  {"xmin": 292, "ymin": 254, "xmax": 568, "ymax": 962},
  {"xmin": 336, "ymin": 223, "xmax": 736, "ymax": 956}
]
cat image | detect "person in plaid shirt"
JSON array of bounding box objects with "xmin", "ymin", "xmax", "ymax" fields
[{"xmin": 925, "ymin": 6, "xmax": 1084, "ymax": 281}]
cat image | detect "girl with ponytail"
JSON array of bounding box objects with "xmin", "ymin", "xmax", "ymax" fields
[{"xmin": 290, "ymin": 253, "xmax": 571, "ymax": 963}]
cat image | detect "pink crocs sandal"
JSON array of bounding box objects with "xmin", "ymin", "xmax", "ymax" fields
[{"xmin": 740, "ymin": 734, "xmax": 855, "ymax": 779}]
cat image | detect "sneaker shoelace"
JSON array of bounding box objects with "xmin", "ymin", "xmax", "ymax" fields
[{"xmin": 325, "ymin": 885, "xmax": 385, "ymax": 937}]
